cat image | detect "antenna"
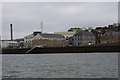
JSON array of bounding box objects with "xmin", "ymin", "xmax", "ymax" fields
[{"xmin": 41, "ymin": 21, "xmax": 43, "ymax": 33}]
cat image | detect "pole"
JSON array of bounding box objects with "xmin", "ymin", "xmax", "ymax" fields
[{"xmin": 41, "ymin": 21, "xmax": 43, "ymax": 33}]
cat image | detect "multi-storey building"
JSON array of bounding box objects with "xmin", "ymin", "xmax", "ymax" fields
[
  {"xmin": 24, "ymin": 32, "xmax": 68, "ymax": 48},
  {"xmin": 69, "ymin": 31, "xmax": 95, "ymax": 46},
  {"xmin": 101, "ymin": 31, "xmax": 120, "ymax": 44},
  {"xmin": 0, "ymin": 40, "xmax": 18, "ymax": 48}
]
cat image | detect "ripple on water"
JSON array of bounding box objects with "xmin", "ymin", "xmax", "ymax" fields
[{"xmin": 2, "ymin": 53, "xmax": 118, "ymax": 78}]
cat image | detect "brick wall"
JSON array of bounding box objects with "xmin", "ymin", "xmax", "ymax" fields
[{"xmin": 32, "ymin": 39, "xmax": 69, "ymax": 47}]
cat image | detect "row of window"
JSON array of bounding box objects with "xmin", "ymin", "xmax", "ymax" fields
[
  {"xmin": 74, "ymin": 42, "xmax": 94, "ymax": 46},
  {"xmin": 75, "ymin": 35, "xmax": 94, "ymax": 37},
  {"xmin": 25, "ymin": 36, "xmax": 34, "ymax": 39},
  {"xmin": 72, "ymin": 38, "xmax": 95, "ymax": 41},
  {"xmin": 8, "ymin": 43, "xmax": 18, "ymax": 46},
  {"xmin": 74, "ymin": 42, "xmax": 82, "ymax": 46}
]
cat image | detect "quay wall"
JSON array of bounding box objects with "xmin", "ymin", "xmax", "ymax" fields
[{"xmin": 2, "ymin": 45, "xmax": 120, "ymax": 54}]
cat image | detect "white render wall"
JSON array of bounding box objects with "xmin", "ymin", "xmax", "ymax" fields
[
  {"xmin": 24, "ymin": 34, "xmax": 34, "ymax": 48},
  {"xmin": 1, "ymin": 41, "xmax": 18, "ymax": 48}
]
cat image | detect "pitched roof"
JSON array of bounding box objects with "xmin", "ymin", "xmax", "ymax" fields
[
  {"xmin": 40, "ymin": 34, "xmax": 65, "ymax": 39},
  {"xmin": 104, "ymin": 31, "xmax": 120, "ymax": 36},
  {"xmin": 25, "ymin": 32, "xmax": 65, "ymax": 39}
]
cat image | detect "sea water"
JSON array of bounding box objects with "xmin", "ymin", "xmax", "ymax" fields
[{"xmin": 2, "ymin": 53, "xmax": 118, "ymax": 78}]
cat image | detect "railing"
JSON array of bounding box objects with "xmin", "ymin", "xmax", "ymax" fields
[{"xmin": 26, "ymin": 46, "xmax": 37, "ymax": 53}]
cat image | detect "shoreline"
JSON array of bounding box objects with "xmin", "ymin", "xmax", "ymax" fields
[{"xmin": 2, "ymin": 45, "xmax": 120, "ymax": 54}]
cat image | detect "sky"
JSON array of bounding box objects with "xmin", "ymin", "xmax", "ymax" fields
[{"xmin": 2, "ymin": 2, "xmax": 118, "ymax": 40}]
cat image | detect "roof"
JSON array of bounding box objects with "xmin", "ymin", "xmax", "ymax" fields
[
  {"xmin": 24, "ymin": 34, "xmax": 34, "ymax": 38},
  {"xmin": 104, "ymin": 31, "xmax": 120, "ymax": 36},
  {"xmin": 15, "ymin": 38, "xmax": 24, "ymax": 42},
  {"xmin": 74, "ymin": 31, "xmax": 95, "ymax": 36},
  {"xmin": 40, "ymin": 34, "xmax": 65, "ymax": 39},
  {"xmin": 25, "ymin": 32, "xmax": 65, "ymax": 39},
  {"xmin": 1, "ymin": 40, "xmax": 18, "ymax": 43}
]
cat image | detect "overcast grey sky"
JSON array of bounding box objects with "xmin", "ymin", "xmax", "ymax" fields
[{"xmin": 2, "ymin": 2, "xmax": 118, "ymax": 40}]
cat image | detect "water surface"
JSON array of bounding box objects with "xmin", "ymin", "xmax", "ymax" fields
[{"xmin": 2, "ymin": 53, "xmax": 118, "ymax": 78}]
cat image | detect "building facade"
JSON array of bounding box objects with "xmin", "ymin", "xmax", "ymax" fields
[
  {"xmin": 101, "ymin": 31, "xmax": 120, "ymax": 44},
  {"xmin": 24, "ymin": 32, "xmax": 68, "ymax": 48},
  {"xmin": 0, "ymin": 40, "xmax": 18, "ymax": 48},
  {"xmin": 69, "ymin": 31, "xmax": 95, "ymax": 46},
  {"xmin": 15, "ymin": 38, "xmax": 24, "ymax": 48},
  {"xmin": 24, "ymin": 34, "xmax": 35, "ymax": 48},
  {"xmin": 33, "ymin": 39, "xmax": 68, "ymax": 47}
]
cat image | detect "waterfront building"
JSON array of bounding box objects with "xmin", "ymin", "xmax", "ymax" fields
[
  {"xmin": 69, "ymin": 31, "xmax": 95, "ymax": 46},
  {"xmin": 24, "ymin": 33, "xmax": 35, "ymax": 48},
  {"xmin": 0, "ymin": 40, "xmax": 18, "ymax": 48},
  {"xmin": 24, "ymin": 32, "xmax": 68, "ymax": 48},
  {"xmin": 100, "ymin": 31, "xmax": 120, "ymax": 44},
  {"xmin": 15, "ymin": 38, "xmax": 24, "ymax": 48},
  {"xmin": 15, "ymin": 38, "xmax": 24, "ymax": 42}
]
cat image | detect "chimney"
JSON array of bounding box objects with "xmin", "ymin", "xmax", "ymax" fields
[{"xmin": 10, "ymin": 24, "xmax": 13, "ymax": 40}]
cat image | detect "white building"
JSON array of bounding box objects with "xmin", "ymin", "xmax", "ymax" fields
[
  {"xmin": 24, "ymin": 33, "xmax": 35, "ymax": 48},
  {"xmin": 0, "ymin": 40, "xmax": 18, "ymax": 48}
]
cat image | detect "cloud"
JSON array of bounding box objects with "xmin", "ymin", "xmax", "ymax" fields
[{"xmin": 2, "ymin": 2, "xmax": 118, "ymax": 39}]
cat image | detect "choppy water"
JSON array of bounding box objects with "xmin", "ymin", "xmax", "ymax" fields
[{"xmin": 2, "ymin": 53, "xmax": 118, "ymax": 78}]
